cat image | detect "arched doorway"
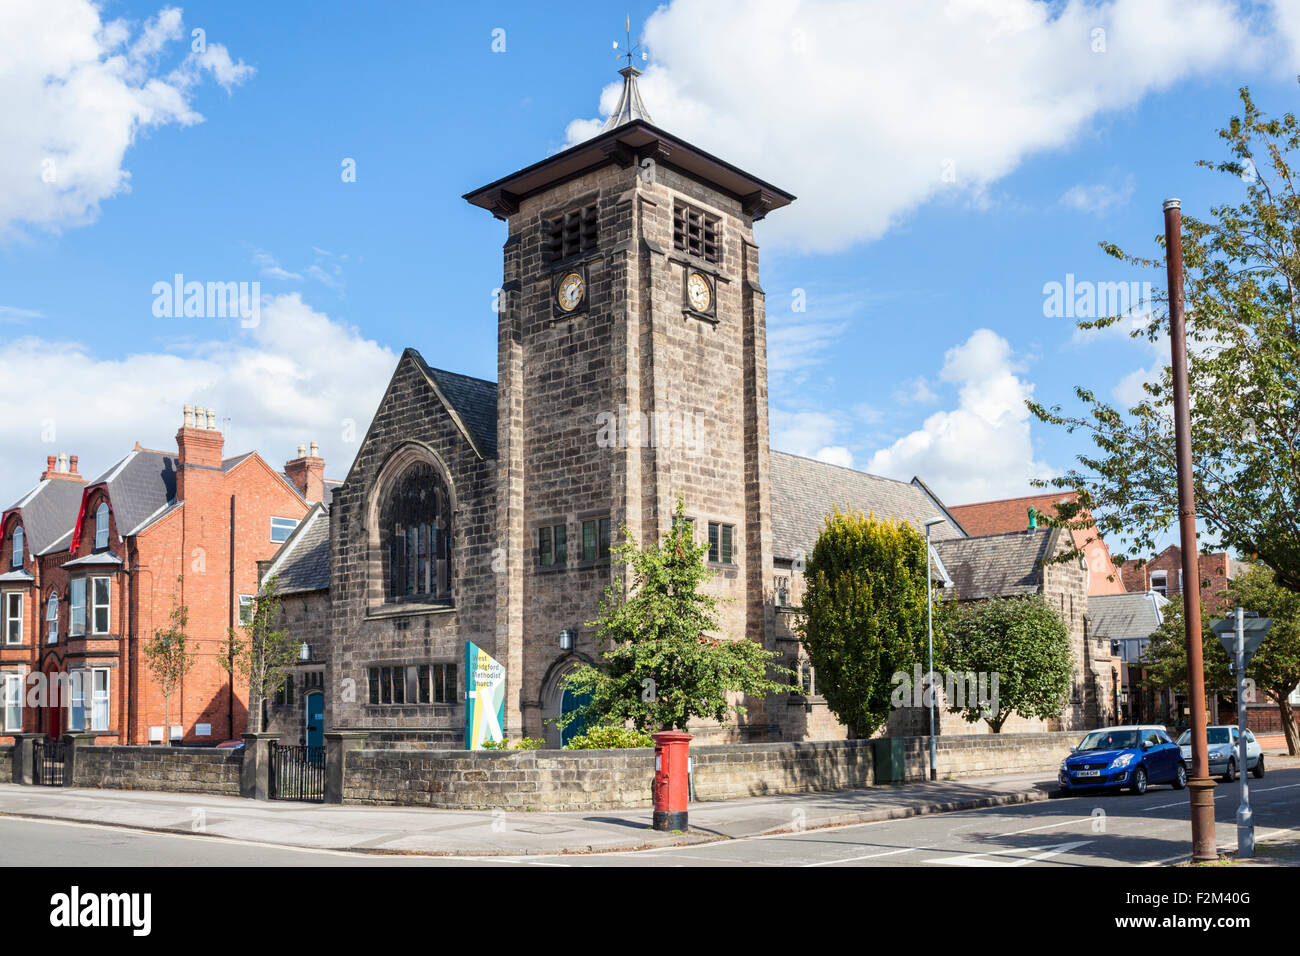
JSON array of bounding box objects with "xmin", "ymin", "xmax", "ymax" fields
[{"xmin": 40, "ymin": 659, "xmax": 63, "ymax": 739}]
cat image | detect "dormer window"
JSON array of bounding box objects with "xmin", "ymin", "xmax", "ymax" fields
[
  {"xmin": 543, "ymin": 204, "xmax": 598, "ymax": 264},
  {"xmin": 673, "ymin": 202, "xmax": 720, "ymax": 263},
  {"xmin": 11, "ymin": 526, "xmax": 22, "ymax": 568},
  {"xmin": 94, "ymin": 503, "xmax": 109, "ymax": 550},
  {"xmin": 46, "ymin": 591, "xmax": 58, "ymax": 643}
]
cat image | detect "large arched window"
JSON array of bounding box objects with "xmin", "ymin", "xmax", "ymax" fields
[{"xmin": 380, "ymin": 462, "xmax": 452, "ymax": 603}]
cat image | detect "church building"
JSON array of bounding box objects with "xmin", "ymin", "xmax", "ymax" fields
[{"xmin": 265, "ymin": 66, "xmax": 1115, "ymax": 748}]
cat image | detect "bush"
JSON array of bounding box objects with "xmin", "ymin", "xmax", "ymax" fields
[
  {"xmin": 563, "ymin": 726, "xmax": 655, "ymax": 749},
  {"xmin": 480, "ymin": 736, "xmax": 547, "ymax": 751}
]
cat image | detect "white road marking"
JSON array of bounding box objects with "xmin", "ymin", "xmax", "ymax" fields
[
  {"xmin": 923, "ymin": 840, "xmax": 1092, "ymax": 867},
  {"xmin": 803, "ymin": 846, "xmax": 919, "ymax": 867},
  {"xmin": 999, "ymin": 817, "xmax": 1087, "ymax": 836}
]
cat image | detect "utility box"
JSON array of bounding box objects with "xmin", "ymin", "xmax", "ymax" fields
[{"xmin": 873, "ymin": 736, "xmax": 905, "ymax": 784}]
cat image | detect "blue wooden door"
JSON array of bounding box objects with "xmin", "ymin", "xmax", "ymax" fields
[
  {"xmin": 305, "ymin": 690, "xmax": 324, "ymax": 750},
  {"xmin": 560, "ymin": 687, "xmax": 591, "ymax": 747}
]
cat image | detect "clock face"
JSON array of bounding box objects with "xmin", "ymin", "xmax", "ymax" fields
[
  {"xmin": 557, "ymin": 272, "xmax": 584, "ymax": 312},
  {"xmin": 687, "ymin": 272, "xmax": 711, "ymax": 312}
]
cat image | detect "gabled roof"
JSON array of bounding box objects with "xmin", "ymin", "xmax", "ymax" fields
[
  {"xmin": 950, "ymin": 490, "xmax": 1103, "ymax": 549},
  {"xmin": 405, "ymin": 349, "xmax": 499, "ymax": 459},
  {"xmin": 2, "ymin": 478, "xmax": 86, "ymax": 555},
  {"xmin": 769, "ymin": 450, "xmax": 964, "ymax": 562},
  {"xmin": 1089, "ymin": 591, "xmax": 1169, "ymax": 640},
  {"xmin": 932, "ymin": 527, "xmax": 1068, "ymax": 601},
  {"xmin": 74, "ymin": 450, "xmax": 178, "ymax": 548},
  {"xmin": 261, "ymin": 503, "xmax": 329, "ymax": 595}
]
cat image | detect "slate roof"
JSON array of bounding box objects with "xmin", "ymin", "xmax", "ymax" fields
[
  {"xmin": 262, "ymin": 504, "xmax": 329, "ymax": 594},
  {"xmin": 769, "ymin": 450, "xmax": 963, "ymax": 562},
  {"xmin": 932, "ymin": 527, "xmax": 1067, "ymax": 601},
  {"xmin": 1089, "ymin": 591, "xmax": 1169, "ymax": 640},
  {"xmin": 407, "ymin": 349, "xmax": 499, "ymax": 459},
  {"xmin": 86, "ymin": 450, "xmax": 179, "ymax": 537},
  {"xmin": 3, "ymin": 478, "xmax": 86, "ymax": 555},
  {"xmin": 950, "ymin": 491, "xmax": 1104, "ymax": 552}
]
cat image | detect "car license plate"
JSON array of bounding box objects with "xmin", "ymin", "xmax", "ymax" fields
[{"xmin": 1076, "ymin": 770, "xmax": 1100, "ymax": 778}]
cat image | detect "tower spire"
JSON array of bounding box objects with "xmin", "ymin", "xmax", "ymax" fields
[{"xmin": 604, "ymin": 16, "xmax": 652, "ymax": 130}]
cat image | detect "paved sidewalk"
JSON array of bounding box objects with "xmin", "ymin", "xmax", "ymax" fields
[{"xmin": 0, "ymin": 773, "xmax": 1058, "ymax": 857}]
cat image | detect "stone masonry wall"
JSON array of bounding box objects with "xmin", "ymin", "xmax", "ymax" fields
[{"xmin": 71, "ymin": 744, "xmax": 242, "ymax": 796}]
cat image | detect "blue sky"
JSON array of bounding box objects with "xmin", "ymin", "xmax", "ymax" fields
[{"xmin": 3, "ymin": 0, "xmax": 1298, "ymax": 554}]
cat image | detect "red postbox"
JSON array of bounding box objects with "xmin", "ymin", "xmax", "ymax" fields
[{"xmin": 651, "ymin": 730, "xmax": 692, "ymax": 831}]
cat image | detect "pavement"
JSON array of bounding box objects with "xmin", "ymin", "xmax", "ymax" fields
[{"xmin": 0, "ymin": 771, "xmax": 1060, "ymax": 857}]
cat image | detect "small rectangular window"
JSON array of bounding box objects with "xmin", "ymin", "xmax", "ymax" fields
[
  {"xmin": 543, "ymin": 204, "xmax": 599, "ymax": 263},
  {"xmin": 91, "ymin": 577, "xmax": 110, "ymax": 634},
  {"xmin": 391, "ymin": 666, "xmax": 405, "ymax": 705},
  {"xmin": 599, "ymin": 517, "xmax": 611, "ymax": 558},
  {"xmin": 238, "ymin": 594, "xmax": 255, "ymax": 626},
  {"xmin": 673, "ymin": 202, "xmax": 721, "ymax": 263},
  {"xmin": 538, "ymin": 524, "xmax": 566, "ymax": 567},
  {"xmin": 707, "ymin": 523, "xmax": 735, "ymax": 564},
  {"xmin": 94, "ymin": 504, "xmax": 110, "ymax": 550},
  {"xmin": 45, "ymin": 592, "xmax": 58, "ymax": 643},
  {"xmin": 69, "ymin": 670, "xmax": 85, "ymax": 731},
  {"xmin": 368, "ymin": 668, "xmax": 380, "ymax": 705},
  {"xmin": 3, "ymin": 674, "xmax": 21, "ymax": 731},
  {"xmin": 4, "ymin": 592, "xmax": 22, "ymax": 644},
  {"xmin": 12, "ymin": 526, "xmax": 22, "ymax": 568},
  {"xmin": 91, "ymin": 668, "xmax": 109, "ymax": 731},
  {"xmin": 418, "ymin": 664, "xmax": 431, "ymax": 704},
  {"xmin": 270, "ymin": 517, "xmax": 298, "ymax": 543},
  {"xmin": 69, "ymin": 579, "xmax": 86, "ymax": 636},
  {"xmin": 582, "ymin": 520, "xmax": 597, "ymax": 562}
]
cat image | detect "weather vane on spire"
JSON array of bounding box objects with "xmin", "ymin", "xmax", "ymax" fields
[{"xmin": 612, "ymin": 14, "xmax": 648, "ymax": 71}]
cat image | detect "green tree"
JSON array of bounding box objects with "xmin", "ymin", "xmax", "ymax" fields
[
  {"xmin": 1139, "ymin": 597, "xmax": 1233, "ymax": 702},
  {"xmin": 943, "ymin": 596, "xmax": 1073, "ymax": 733},
  {"xmin": 796, "ymin": 510, "xmax": 932, "ymax": 739},
  {"xmin": 142, "ymin": 576, "xmax": 195, "ymax": 746},
  {"xmin": 221, "ymin": 575, "xmax": 299, "ymax": 735},
  {"xmin": 560, "ymin": 500, "xmax": 794, "ymax": 733},
  {"xmin": 1028, "ymin": 85, "xmax": 1300, "ymax": 589},
  {"xmin": 1225, "ymin": 564, "xmax": 1300, "ymax": 754}
]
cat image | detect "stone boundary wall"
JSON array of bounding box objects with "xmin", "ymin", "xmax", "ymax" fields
[
  {"xmin": 908, "ymin": 731, "xmax": 1077, "ymax": 782},
  {"xmin": 72, "ymin": 745, "xmax": 242, "ymax": 796},
  {"xmin": 21, "ymin": 731, "xmax": 1079, "ymax": 810}
]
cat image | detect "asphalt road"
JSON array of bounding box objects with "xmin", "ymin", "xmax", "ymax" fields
[{"xmin": 3, "ymin": 768, "xmax": 1297, "ymax": 867}]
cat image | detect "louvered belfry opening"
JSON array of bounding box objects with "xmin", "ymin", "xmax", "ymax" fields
[
  {"xmin": 673, "ymin": 202, "xmax": 720, "ymax": 263},
  {"xmin": 544, "ymin": 204, "xmax": 599, "ymax": 264}
]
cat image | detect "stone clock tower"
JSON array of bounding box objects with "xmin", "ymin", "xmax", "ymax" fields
[{"xmin": 465, "ymin": 66, "xmax": 795, "ymax": 743}]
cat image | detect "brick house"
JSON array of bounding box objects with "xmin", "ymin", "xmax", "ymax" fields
[
  {"xmin": 950, "ymin": 491, "xmax": 1126, "ymax": 596},
  {"xmin": 0, "ymin": 409, "xmax": 320, "ymax": 745},
  {"xmin": 1120, "ymin": 545, "xmax": 1247, "ymax": 614}
]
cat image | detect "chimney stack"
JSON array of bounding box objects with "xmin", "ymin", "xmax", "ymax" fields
[
  {"xmin": 284, "ymin": 440, "xmax": 326, "ymax": 504},
  {"xmin": 41, "ymin": 452, "xmax": 84, "ymax": 482},
  {"xmin": 176, "ymin": 403, "xmax": 225, "ymax": 468}
]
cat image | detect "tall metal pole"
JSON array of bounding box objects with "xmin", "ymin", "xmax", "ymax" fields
[
  {"xmin": 1235, "ymin": 607, "xmax": 1253, "ymax": 857},
  {"xmin": 926, "ymin": 521, "xmax": 936, "ymax": 782},
  {"xmin": 1163, "ymin": 198, "xmax": 1217, "ymax": 863}
]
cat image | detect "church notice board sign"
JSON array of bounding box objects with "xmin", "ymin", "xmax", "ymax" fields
[{"xmin": 464, "ymin": 641, "xmax": 506, "ymax": 750}]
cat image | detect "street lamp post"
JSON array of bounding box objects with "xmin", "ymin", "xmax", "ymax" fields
[
  {"xmin": 1211, "ymin": 608, "xmax": 1272, "ymax": 859},
  {"xmin": 1163, "ymin": 198, "xmax": 1217, "ymax": 863},
  {"xmin": 924, "ymin": 517, "xmax": 947, "ymax": 782}
]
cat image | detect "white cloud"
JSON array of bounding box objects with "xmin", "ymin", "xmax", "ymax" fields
[
  {"xmin": 0, "ymin": 294, "xmax": 396, "ymax": 506},
  {"xmin": 1268, "ymin": 0, "xmax": 1300, "ymax": 71},
  {"xmin": 567, "ymin": 0, "xmax": 1262, "ymax": 252},
  {"xmin": 253, "ymin": 250, "xmax": 303, "ymax": 281},
  {"xmin": 866, "ymin": 329, "xmax": 1053, "ymax": 501},
  {"xmin": 0, "ymin": 0, "xmax": 253, "ymax": 238},
  {"xmin": 770, "ymin": 408, "xmax": 853, "ymax": 467},
  {"xmin": 1060, "ymin": 173, "xmax": 1137, "ymax": 215},
  {"xmin": 0, "ymin": 306, "xmax": 42, "ymax": 323}
]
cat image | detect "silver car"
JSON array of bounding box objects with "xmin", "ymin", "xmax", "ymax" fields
[{"xmin": 1176, "ymin": 725, "xmax": 1264, "ymax": 781}]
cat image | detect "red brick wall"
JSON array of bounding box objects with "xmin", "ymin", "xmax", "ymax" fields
[{"xmin": 1122, "ymin": 546, "xmax": 1235, "ymax": 613}]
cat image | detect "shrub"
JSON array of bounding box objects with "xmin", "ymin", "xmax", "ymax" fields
[{"xmin": 563, "ymin": 725, "xmax": 655, "ymax": 749}]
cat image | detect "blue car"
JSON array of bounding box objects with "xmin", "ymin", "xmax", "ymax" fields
[{"xmin": 1058, "ymin": 725, "xmax": 1188, "ymax": 795}]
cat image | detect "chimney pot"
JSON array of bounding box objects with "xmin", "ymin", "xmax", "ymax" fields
[
  {"xmin": 205, "ymin": 408, "xmax": 216, "ymax": 430},
  {"xmin": 184, "ymin": 405, "xmax": 194, "ymax": 428},
  {"xmin": 57, "ymin": 452, "xmax": 68, "ymax": 473},
  {"xmin": 69, "ymin": 455, "xmax": 78, "ymax": 474},
  {"xmin": 297, "ymin": 443, "xmax": 306, "ymax": 458},
  {"xmin": 310, "ymin": 440, "xmax": 319, "ymax": 458}
]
